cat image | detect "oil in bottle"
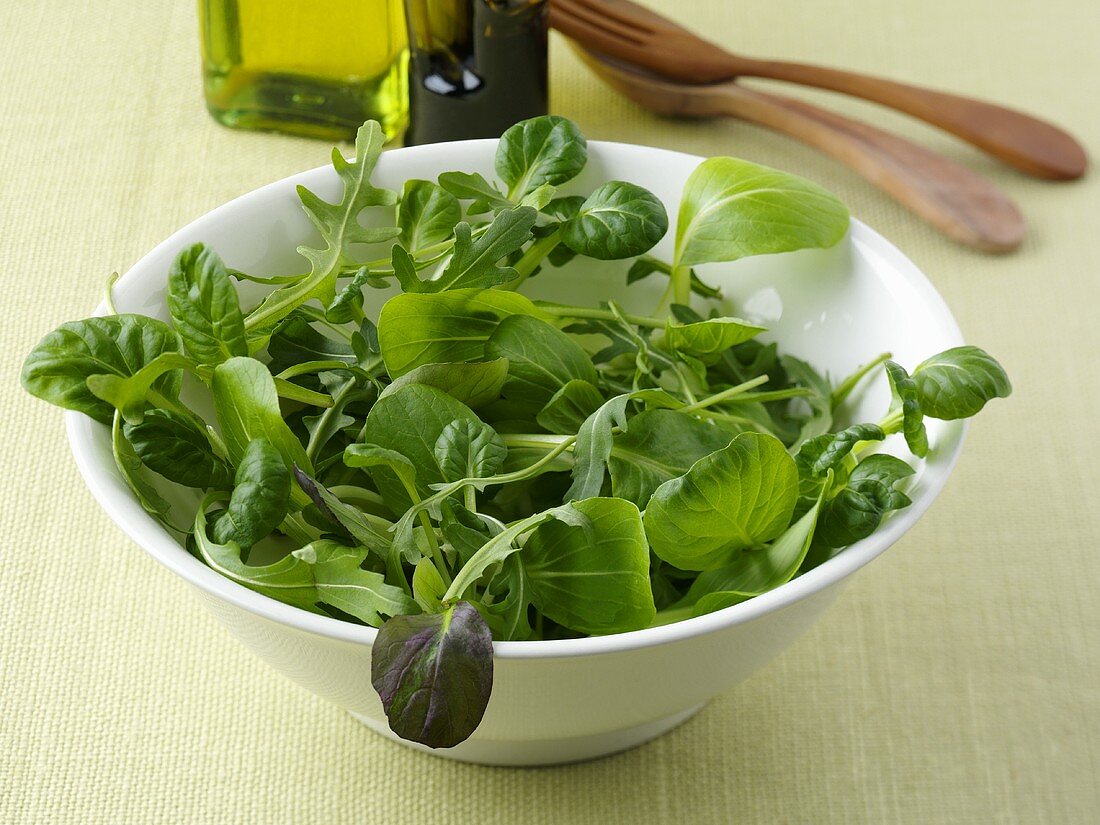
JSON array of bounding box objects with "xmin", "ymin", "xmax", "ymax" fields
[{"xmin": 199, "ymin": 0, "xmax": 409, "ymax": 141}]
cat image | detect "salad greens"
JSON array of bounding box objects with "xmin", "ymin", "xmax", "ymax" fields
[{"xmin": 21, "ymin": 116, "xmax": 1011, "ymax": 749}]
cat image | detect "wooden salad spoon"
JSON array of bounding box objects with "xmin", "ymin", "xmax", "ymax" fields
[
  {"xmin": 550, "ymin": 0, "xmax": 1088, "ymax": 181},
  {"xmin": 573, "ymin": 47, "xmax": 1027, "ymax": 253}
]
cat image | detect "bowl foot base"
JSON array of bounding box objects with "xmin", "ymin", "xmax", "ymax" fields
[{"xmin": 349, "ymin": 703, "xmax": 706, "ymax": 766}]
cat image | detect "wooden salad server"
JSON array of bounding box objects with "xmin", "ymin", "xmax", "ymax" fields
[
  {"xmin": 573, "ymin": 47, "xmax": 1027, "ymax": 253},
  {"xmin": 550, "ymin": 0, "xmax": 1087, "ymax": 181}
]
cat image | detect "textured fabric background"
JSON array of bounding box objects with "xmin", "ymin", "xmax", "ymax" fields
[{"xmin": 2, "ymin": 1, "xmax": 1097, "ymax": 822}]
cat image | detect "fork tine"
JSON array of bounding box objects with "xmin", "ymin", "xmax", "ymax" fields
[
  {"xmin": 552, "ymin": 0, "xmax": 648, "ymax": 44},
  {"xmin": 556, "ymin": 0, "xmax": 657, "ymax": 35},
  {"xmin": 551, "ymin": 0, "xmax": 651, "ymax": 45},
  {"xmin": 551, "ymin": 12, "xmax": 647, "ymax": 58}
]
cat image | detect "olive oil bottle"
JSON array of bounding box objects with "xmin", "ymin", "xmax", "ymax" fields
[{"xmin": 199, "ymin": 0, "xmax": 409, "ymax": 141}]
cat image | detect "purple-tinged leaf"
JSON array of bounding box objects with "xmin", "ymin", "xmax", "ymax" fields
[{"xmin": 371, "ymin": 601, "xmax": 493, "ymax": 748}]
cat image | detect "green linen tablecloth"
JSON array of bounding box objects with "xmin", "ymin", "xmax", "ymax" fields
[{"xmin": 2, "ymin": 1, "xmax": 1097, "ymax": 822}]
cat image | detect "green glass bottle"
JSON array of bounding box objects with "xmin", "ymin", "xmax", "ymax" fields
[{"xmin": 199, "ymin": 0, "xmax": 409, "ymax": 142}]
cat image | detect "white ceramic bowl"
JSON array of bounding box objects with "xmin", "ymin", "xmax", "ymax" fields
[{"xmin": 66, "ymin": 139, "xmax": 966, "ymax": 766}]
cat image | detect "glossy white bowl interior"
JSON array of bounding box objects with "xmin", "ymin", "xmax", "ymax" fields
[{"xmin": 66, "ymin": 139, "xmax": 965, "ymax": 765}]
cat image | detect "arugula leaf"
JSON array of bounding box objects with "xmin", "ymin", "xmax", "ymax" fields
[
  {"xmin": 912, "ymin": 346, "xmax": 1012, "ymax": 420},
  {"xmin": 197, "ymin": 499, "xmax": 414, "ymax": 624},
  {"xmin": 536, "ymin": 379, "xmax": 604, "ymax": 434},
  {"xmin": 166, "ymin": 243, "xmax": 248, "ymax": 364},
  {"xmin": 325, "ymin": 267, "xmax": 372, "ymax": 324},
  {"xmin": 885, "ymin": 360, "xmax": 929, "ymax": 457},
  {"xmin": 485, "ymin": 555, "xmax": 533, "ymax": 641},
  {"xmin": 388, "ymin": 244, "xmax": 427, "ymax": 294},
  {"xmin": 434, "ymin": 420, "xmax": 507, "ymax": 483},
  {"xmin": 486, "ymin": 315, "xmax": 598, "ymax": 406},
  {"xmin": 522, "ymin": 497, "xmax": 655, "ymax": 634},
  {"xmin": 303, "ymin": 404, "xmax": 356, "ymax": 470},
  {"xmin": 21, "ymin": 314, "xmax": 182, "ymax": 425},
  {"xmin": 377, "ymin": 288, "xmax": 548, "ymax": 377},
  {"xmin": 293, "ymin": 468, "xmax": 394, "ymax": 557},
  {"xmin": 562, "ymin": 317, "xmax": 640, "ymax": 365},
  {"xmin": 437, "ymin": 171, "xmax": 512, "ymax": 213},
  {"xmin": 559, "ymin": 181, "xmax": 668, "ymax": 260},
  {"xmin": 665, "ymin": 316, "xmax": 766, "ymax": 363},
  {"xmin": 302, "ymin": 371, "xmax": 376, "ymax": 464},
  {"xmin": 630, "ymin": 387, "xmax": 689, "ymax": 411},
  {"xmin": 674, "ymin": 156, "xmax": 850, "ymax": 267},
  {"xmin": 438, "ymin": 502, "xmax": 495, "ymax": 567},
  {"xmin": 371, "ymin": 601, "xmax": 493, "ymax": 748},
  {"xmin": 212, "ymin": 438, "xmax": 291, "ymax": 549},
  {"xmin": 565, "ymin": 394, "xmax": 632, "ymax": 502},
  {"xmin": 444, "ymin": 507, "xmax": 587, "ymax": 602},
  {"xmin": 299, "ymin": 541, "xmax": 418, "ymax": 625},
  {"xmin": 398, "ymin": 179, "xmax": 462, "ymax": 250},
  {"xmin": 644, "ymin": 432, "xmax": 799, "ymax": 571},
  {"xmin": 379, "ymin": 359, "xmax": 508, "ymax": 409},
  {"xmin": 607, "ymin": 409, "xmax": 734, "ymax": 507},
  {"xmin": 343, "ymin": 443, "xmax": 418, "ymax": 485},
  {"xmin": 244, "ymin": 121, "xmax": 398, "ymax": 331},
  {"xmin": 425, "ymin": 208, "xmax": 537, "ymax": 292},
  {"xmin": 124, "ymin": 408, "xmax": 231, "ymax": 489},
  {"xmin": 577, "ymin": 304, "xmax": 684, "ymax": 386},
  {"xmin": 354, "ymin": 316, "xmax": 381, "ymax": 356},
  {"xmin": 266, "ymin": 316, "xmax": 356, "ymax": 374},
  {"xmin": 496, "ymin": 115, "xmax": 588, "ymax": 199},
  {"xmin": 195, "ymin": 498, "xmax": 319, "ymax": 611}
]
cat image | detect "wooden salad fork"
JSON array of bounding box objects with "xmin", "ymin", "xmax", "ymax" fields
[
  {"xmin": 573, "ymin": 48, "xmax": 1027, "ymax": 253},
  {"xmin": 550, "ymin": 0, "xmax": 1087, "ymax": 181}
]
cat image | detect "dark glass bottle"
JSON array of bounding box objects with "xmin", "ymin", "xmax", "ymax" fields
[{"xmin": 403, "ymin": 0, "xmax": 548, "ymax": 145}]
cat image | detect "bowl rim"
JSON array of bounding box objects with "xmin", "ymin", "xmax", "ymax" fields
[{"xmin": 65, "ymin": 137, "xmax": 967, "ymax": 660}]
